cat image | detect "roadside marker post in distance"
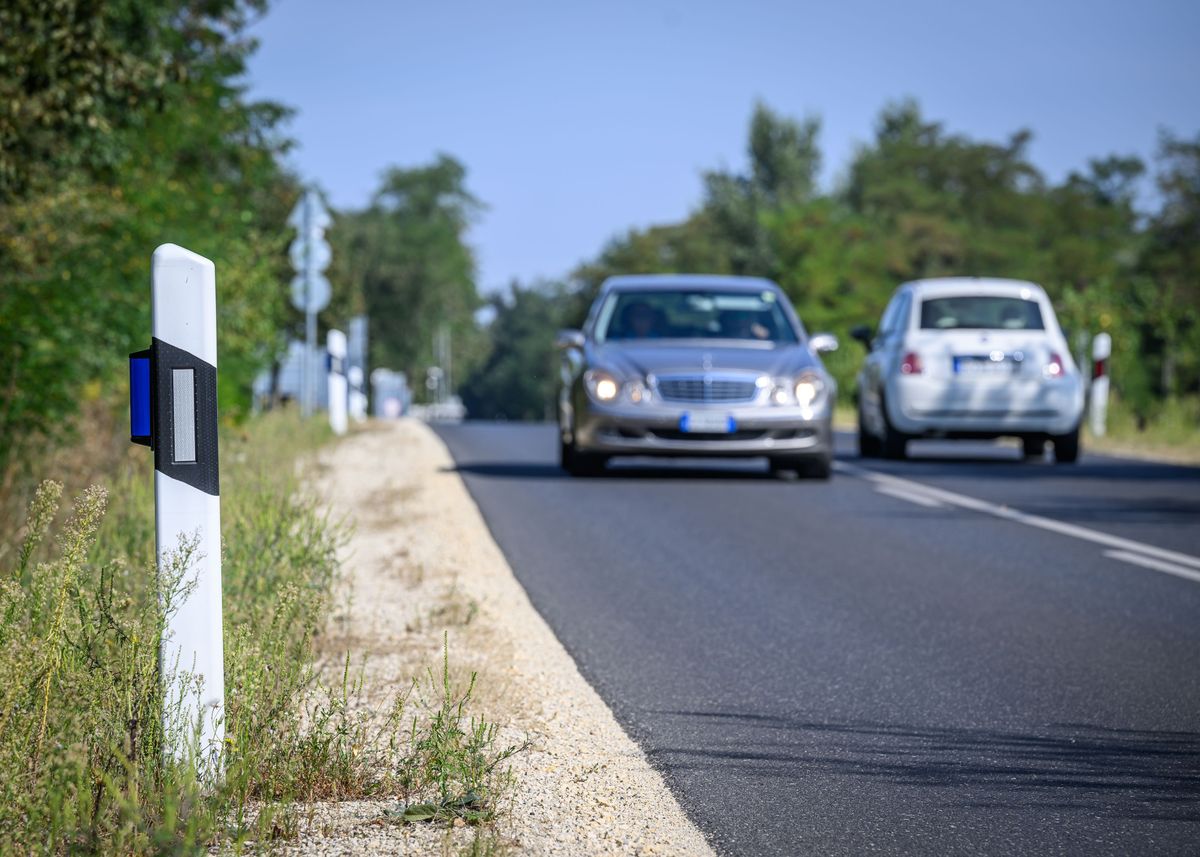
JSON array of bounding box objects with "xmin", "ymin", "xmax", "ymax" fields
[
  {"xmin": 1090, "ymin": 332, "xmax": 1112, "ymax": 438},
  {"xmin": 129, "ymin": 243, "xmax": 225, "ymax": 778},
  {"xmin": 327, "ymin": 328, "xmax": 348, "ymax": 436}
]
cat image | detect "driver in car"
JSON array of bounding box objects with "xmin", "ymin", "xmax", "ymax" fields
[{"xmin": 621, "ymin": 301, "xmax": 663, "ymax": 339}]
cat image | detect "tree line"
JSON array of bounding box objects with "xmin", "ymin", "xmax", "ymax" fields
[
  {"xmin": 462, "ymin": 102, "xmax": 1199, "ymax": 426},
  {"xmin": 1, "ymin": 0, "xmax": 298, "ymax": 488}
]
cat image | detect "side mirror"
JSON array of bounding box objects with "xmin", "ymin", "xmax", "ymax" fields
[
  {"xmin": 849, "ymin": 324, "xmax": 874, "ymax": 348},
  {"xmin": 809, "ymin": 332, "xmax": 839, "ymax": 354},
  {"xmin": 556, "ymin": 329, "xmax": 585, "ymax": 350}
]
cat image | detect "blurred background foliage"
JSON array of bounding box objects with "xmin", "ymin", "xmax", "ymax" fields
[
  {"xmin": 1, "ymin": 0, "xmax": 298, "ymax": 493},
  {"xmin": 465, "ymin": 101, "xmax": 1199, "ymax": 425}
]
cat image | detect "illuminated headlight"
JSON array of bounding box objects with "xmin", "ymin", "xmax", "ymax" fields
[
  {"xmin": 585, "ymin": 369, "xmax": 621, "ymax": 403},
  {"xmin": 794, "ymin": 373, "xmax": 826, "ymax": 409}
]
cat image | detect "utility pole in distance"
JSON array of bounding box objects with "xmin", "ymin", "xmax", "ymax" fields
[
  {"xmin": 129, "ymin": 244, "xmax": 225, "ymax": 777},
  {"xmin": 289, "ymin": 189, "xmax": 332, "ymax": 417}
]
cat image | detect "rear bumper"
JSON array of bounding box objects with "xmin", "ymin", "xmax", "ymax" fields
[
  {"xmin": 574, "ymin": 400, "xmax": 833, "ymax": 458},
  {"xmin": 887, "ymin": 375, "xmax": 1084, "ymax": 436}
]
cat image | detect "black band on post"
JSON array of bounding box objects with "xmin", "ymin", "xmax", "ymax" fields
[{"xmin": 152, "ymin": 337, "xmax": 220, "ymax": 496}]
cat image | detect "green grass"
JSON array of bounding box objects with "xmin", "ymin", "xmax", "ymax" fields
[
  {"xmin": 1086, "ymin": 395, "xmax": 1200, "ymax": 463},
  {"xmin": 0, "ymin": 411, "xmax": 526, "ymax": 853}
]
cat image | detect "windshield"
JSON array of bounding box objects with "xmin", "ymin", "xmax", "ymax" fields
[
  {"xmin": 595, "ymin": 289, "xmax": 799, "ymax": 344},
  {"xmin": 919, "ymin": 296, "xmax": 1045, "ymax": 331}
]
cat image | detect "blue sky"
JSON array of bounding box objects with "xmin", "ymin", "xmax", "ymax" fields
[{"xmin": 247, "ymin": 0, "xmax": 1199, "ymax": 293}]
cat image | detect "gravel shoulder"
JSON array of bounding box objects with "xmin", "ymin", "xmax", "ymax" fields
[{"xmin": 294, "ymin": 418, "xmax": 714, "ymax": 856}]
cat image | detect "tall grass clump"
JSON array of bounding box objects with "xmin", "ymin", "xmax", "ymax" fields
[
  {"xmin": 0, "ymin": 410, "xmax": 527, "ymax": 853},
  {"xmin": 0, "ymin": 411, "xmax": 347, "ymax": 851}
]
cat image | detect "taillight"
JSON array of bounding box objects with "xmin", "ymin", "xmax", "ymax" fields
[
  {"xmin": 900, "ymin": 352, "xmax": 923, "ymax": 375},
  {"xmin": 1044, "ymin": 352, "xmax": 1065, "ymax": 379}
]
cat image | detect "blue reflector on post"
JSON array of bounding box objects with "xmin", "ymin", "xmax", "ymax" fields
[{"xmin": 130, "ymin": 350, "xmax": 151, "ymax": 445}]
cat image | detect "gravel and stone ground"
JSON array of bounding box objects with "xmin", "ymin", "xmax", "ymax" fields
[{"xmin": 288, "ymin": 418, "xmax": 714, "ymax": 856}]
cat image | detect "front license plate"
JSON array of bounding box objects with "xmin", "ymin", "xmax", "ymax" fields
[{"xmin": 680, "ymin": 412, "xmax": 735, "ymax": 433}]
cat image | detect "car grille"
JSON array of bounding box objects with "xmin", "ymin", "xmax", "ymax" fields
[
  {"xmin": 648, "ymin": 429, "xmax": 767, "ymax": 441},
  {"xmin": 656, "ymin": 375, "xmax": 759, "ymax": 403}
]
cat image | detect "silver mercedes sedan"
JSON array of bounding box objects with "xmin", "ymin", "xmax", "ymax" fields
[{"xmin": 556, "ymin": 275, "xmax": 839, "ymax": 479}]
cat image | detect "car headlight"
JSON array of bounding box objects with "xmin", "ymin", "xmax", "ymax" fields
[
  {"xmin": 794, "ymin": 373, "xmax": 826, "ymax": 409},
  {"xmin": 585, "ymin": 369, "xmax": 621, "ymax": 403}
]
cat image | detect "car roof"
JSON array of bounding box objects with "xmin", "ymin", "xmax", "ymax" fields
[
  {"xmin": 600, "ymin": 274, "xmax": 782, "ymax": 293},
  {"xmin": 901, "ymin": 277, "xmax": 1048, "ymax": 299}
]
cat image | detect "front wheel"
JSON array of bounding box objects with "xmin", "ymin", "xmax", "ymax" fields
[
  {"xmin": 1051, "ymin": 426, "xmax": 1081, "ymax": 464},
  {"xmin": 561, "ymin": 435, "xmax": 607, "ymax": 476},
  {"xmin": 771, "ymin": 454, "xmax": 832, "ymax": 481}
]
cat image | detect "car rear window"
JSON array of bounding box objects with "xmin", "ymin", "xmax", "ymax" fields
[{"xmin": 919, "ymin": 296, "xmax": 1044, "ymax": 331}]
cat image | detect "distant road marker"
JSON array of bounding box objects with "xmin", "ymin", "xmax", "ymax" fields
[
  {"xmin": 874, "ymin": 484, "xmax": 945, "ymax": 508},
  {"xmin": 835, "ymin": 461, "xmax": 1200, "ymax": 584}
]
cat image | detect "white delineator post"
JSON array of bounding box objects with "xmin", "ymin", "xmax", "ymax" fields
[
  {"xmin": 1090, "ymin": 332, "xmax": 1112, "ymax": 438},
  {"xmin": 151, "ymin": 244, "xmax": 225, "ymax": 772},
  {"xmin": 327, "ymin": 329, "xmax": 348, "ymax": 436}
]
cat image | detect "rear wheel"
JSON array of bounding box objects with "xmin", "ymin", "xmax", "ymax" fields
[
  {"xmin": 880, "ymin": 398, "xmax": 908, "ymax": 460},
  {"xmin": 858, "ymin": 404, "xmax": 882, "ymax": 459},
  {"xmin": 1022, "ymin": 437, "xmax": 1045, "ymax": 459},
  {"xmin": 1052, "ymin": 426, "xmax": 1081, "ymax": 464}
]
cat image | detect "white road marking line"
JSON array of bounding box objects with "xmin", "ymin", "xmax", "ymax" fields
[
  {"xmin": 875, "ymin": 485, "xmax": 945, "ymax": 508},
  {"xmin": 1104, "ymin": 550, "xmax": 1200, "ymax": 585},
  {"xmin": 834, "ymin": 460, "xmax": 1200, "ymax": 574}
]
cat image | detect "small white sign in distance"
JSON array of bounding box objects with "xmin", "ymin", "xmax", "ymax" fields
[{"xmin": 290, "ymin": 273, "xmax": 331, "ymax": 313}]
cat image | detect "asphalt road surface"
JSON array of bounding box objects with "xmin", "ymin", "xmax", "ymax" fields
[{"xmin": 434, "ymin": 423, "xmax": 1200, "ymax": 856}]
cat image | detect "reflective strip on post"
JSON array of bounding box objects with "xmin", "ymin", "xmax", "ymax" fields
[{"xmin": 151, "ymin": 243, "xmax": 224, "ymax": 777}]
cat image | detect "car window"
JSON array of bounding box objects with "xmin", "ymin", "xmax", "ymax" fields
[
  {"xmin": 596, "ymin": 290, "xmax": 799, "ymax": 344},
  {"xmin": 877, "ymin": 291, "xmax": 905, "ymax": 338},
  {"xmin": 919, "ymin": 296, "xmax": 1045, "ymax": 331}
]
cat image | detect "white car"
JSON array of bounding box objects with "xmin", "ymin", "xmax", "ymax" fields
[{"xmin": 853, "ymin": 278, "xmax": 1085, "ymax": 463}]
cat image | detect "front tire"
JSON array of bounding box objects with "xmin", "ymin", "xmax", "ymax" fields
[
  {"xmin": 771, "ymin": 454, "xmax": 832, "ymax": 481},
  {"xmin": 1052, "ymin": 426, "xmax": 1081, "ymax": 464},
  {"xmin": 561, "ymin": 434, "xmax": 607, "ymax": 477}
]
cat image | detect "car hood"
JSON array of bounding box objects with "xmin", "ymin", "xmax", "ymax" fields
[{"xmin": 590, "ymin": 341, "xmax": 822, "ymax": 379}]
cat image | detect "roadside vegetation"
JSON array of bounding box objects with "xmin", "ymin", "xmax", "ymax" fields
[
  {"xmin": 0, "ymin": 413, "xmax": 524, "ymax": 853},
  {"xmin": 1086, "ymin": 395, "xmax": 1200, "ymax": 464}
]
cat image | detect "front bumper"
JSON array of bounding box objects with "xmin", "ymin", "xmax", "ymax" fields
[{"xmin": 574, "ymin": 400, "xmax": 833, "ymax": 458}]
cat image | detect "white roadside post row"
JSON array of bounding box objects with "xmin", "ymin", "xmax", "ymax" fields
[{"xmin": 130, "ymin": 244, "xmax": 225, "ymax": 778}]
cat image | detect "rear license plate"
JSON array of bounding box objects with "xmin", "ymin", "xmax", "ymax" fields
[
  {"xmin": 954, "ymin": 356, "xmax": 1014, "ymax": 376},
  {"xmin": 680, "ymin": 412, "xmax": 735, "ymax": 433}
]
